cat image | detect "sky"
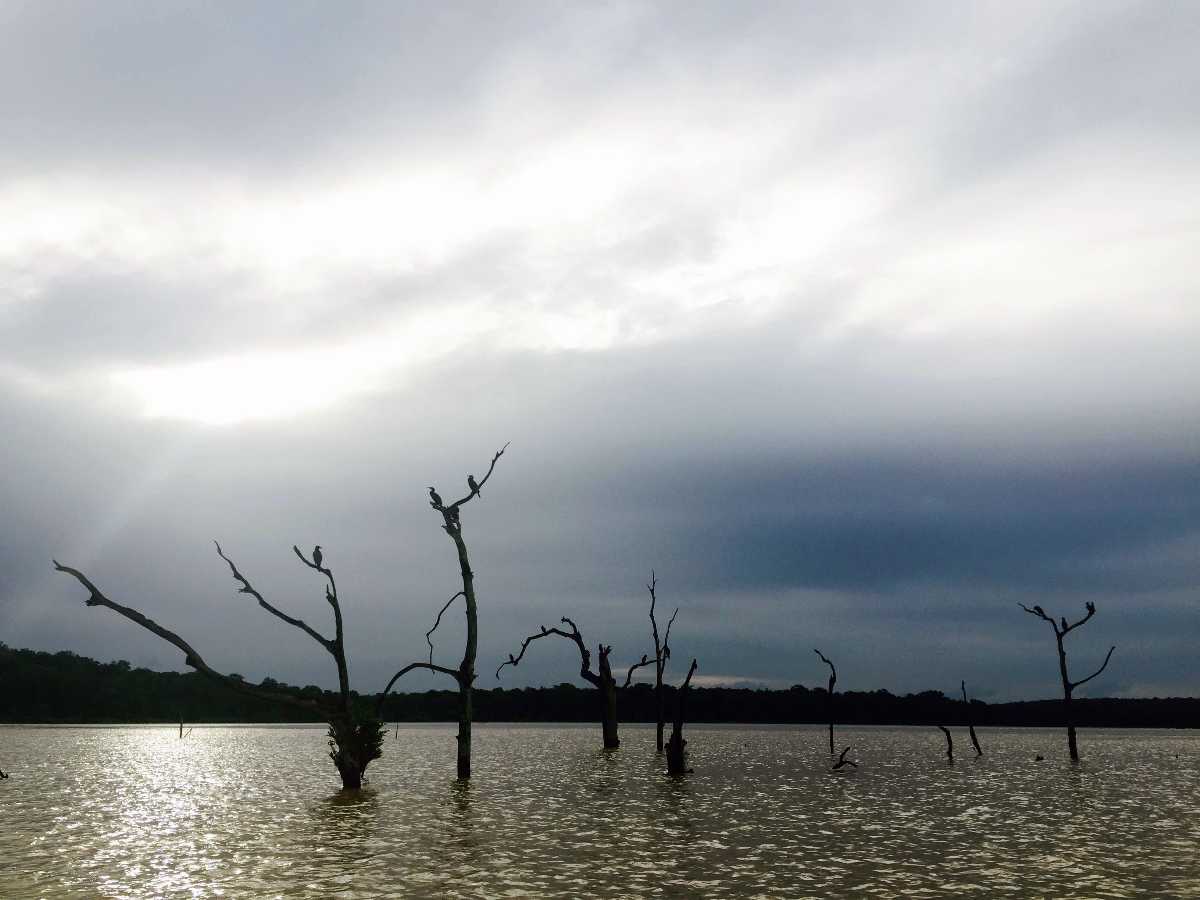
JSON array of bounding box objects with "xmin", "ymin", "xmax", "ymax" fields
[{"xmin": 1, "ymin": 1, "xmax": 1197, "ymax": 702}]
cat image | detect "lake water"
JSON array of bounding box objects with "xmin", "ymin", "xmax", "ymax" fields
[{"xmin": 1, "ymin": 723, "xmax": 1197, "ymax": 898}]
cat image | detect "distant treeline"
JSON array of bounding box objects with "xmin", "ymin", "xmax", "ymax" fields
[{"xmin": 2, "ymin": 644, "xmax": 1196, "ymax": 728}]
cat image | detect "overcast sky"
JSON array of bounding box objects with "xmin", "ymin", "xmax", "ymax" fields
[{"xmin": 2, "ymin": 1, "xmax": 1197, "ymax": 702}]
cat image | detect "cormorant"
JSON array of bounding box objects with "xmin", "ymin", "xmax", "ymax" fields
[
  {"xmin": 1033, "ymin": 605, "xmax": 1046, "ymax": 617},
  {"xmin": 1086, "ymin": 601, "xmax": 1095, "ymax": 614},
  {"xmin": 428, "ymin": 487, "xmax": 443, "ymax": 508},
  {"xmin": 1061, "ymin": 617, "xmax": 1069, "ymax": 632},
  {"xmin": 467, "ymin": 474, "xmax": 480, "ymax": 496},
  {"xmin": 313, "ymin": 545, "xmax": 323, "ymax": 568}
]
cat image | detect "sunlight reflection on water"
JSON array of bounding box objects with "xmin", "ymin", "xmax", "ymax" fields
[{"xmin": 1, "ymin": 724, "xmax": 1198, "ymax": 897}]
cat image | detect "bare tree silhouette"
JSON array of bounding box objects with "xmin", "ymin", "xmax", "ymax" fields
[
  {"xmin": 1019, "ymin": 601, "xmax": 1116, "ymax": 761},
  {"xmin": 54, "ymin": 545, "xmax": 386, "ymax": 790},
  {"xmin": 831, "ymin": 746, "xmax": 857, "ymax": 771},
  {"xmin": 377, "ymin": 443, "xmax": 508, "ymax": 780},
  {"xmin": 497, "ymin": 616, "xmax": 655, "ymax": 749},
  {"xmin": 667, "ymin": 658, "xmax": 699, "ymax": 776},
  {"xmin": 962, "ymin": 680, "xmax": 983, "ymax": 757},
  {"xmin": 813, "ymin": 648, "xmax": 837, "ymax": 754},
  {"xmin": 644, "ymin": 571, "xmax": 679, "ymax": 753}
]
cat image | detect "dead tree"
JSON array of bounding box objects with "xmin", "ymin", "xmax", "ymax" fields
[
  {"xmin": 1019, "ymin": 601, "xmax": 1116, "ymax": 762},
  {"xmin": 377, "ymin": 443, "xmax": 508, "ymax": 780},
  {"xmin": 962, "ymin": 680, "xmax": 983, "ymax": 757},
  {"xmin": 937, "ymin": 725, "xmax": 954, "ymax": 761},
  {"xmin": 497, "ymin": 616, "xmax": 656, "ymax": 750},
  {"xmin": 813, "ymin": 648, "xmax": 837, "ymax": 754},
  {"xmin": 54, "ymin": 545, "xmax": 386, "ymax": 790},
  {"xmin": 667, "ymin": 658, "xmax": 699, "ymax": 776},
  {"xmin": 644, "ymin": 571, "xmax": 680, "ymax": 753}
]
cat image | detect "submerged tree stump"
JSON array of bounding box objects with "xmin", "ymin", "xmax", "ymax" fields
[{"xmin": 667, "ymin": 659, "xmax": 699, "ymax": 776}]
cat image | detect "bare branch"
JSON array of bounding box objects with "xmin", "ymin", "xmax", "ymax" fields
[
  {"xmin": 1018, "ymin": 602, "xmax": 1060, "ymax": 635},
  {"xmin": 1070, "ymin": 646, "xmax": 1116, "ymax": 690},
  {"xmin": 814, "ymin": 648, "xmax": 837, "ymax": 691},
  {"xmin": 623, "ymin": 653, "xmax": 658, "ymax": 689},
  {"xmin": 431, "ymin": 442, "xmax": 511, "ymax": 512},
  {"xmin": 53, "ymin": 560, "xmax": 323, "ymax": 714},
  {"xmin": 1061, "ymin": 601, "xmax": 1097, "ymax": 635},
  {"xmin": 937, "ymin": 725, "xmax": 954, "ymax": 760},
  {"xmin": 425, "ymin": 591, "xmax": 466, "ymax": 665},
  {"xmin": 679, "ymin": 657, "xmax": 698, "ymax": 691},
  {"xmin": 832, "ymin": 746, "xmax": 858, "ymax": 770},
  {"xmin": 215, "ymin": 542, "xmax": 334, "ymax": 653},
  {"xmin": 496, "ymin": 619, "xmax": 598, "ymax": 685},
  {"xmin": 376, "ymin": 661, "xmax": 462, "ymax": 717}
]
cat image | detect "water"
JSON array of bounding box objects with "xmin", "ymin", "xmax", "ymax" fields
[{"xmin": 1, "ymin": 724, "xmax": 1197, "ymax": 898}]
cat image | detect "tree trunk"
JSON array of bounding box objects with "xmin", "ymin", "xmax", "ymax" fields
[
  {"xmin": 655, "ymin": 691, "xmax": 666, "ymax": 754},
  {"xmin": 1065, "ymin": 691, "xmax": 1078, "ymax": 762},
  {"xmin": 450, "ymin": 523, "xmax": 479, "ymax": 779},
  {"xmin": 457, "ymin": 683, "xmax": 473, "ymax": 779},
  {"xmin": 667, "ymin": 659, "xmax": 698, "ymax": 776},
  {"xmin": 599, "ymin": 650, "xmax": 620, "ymax": 750}
]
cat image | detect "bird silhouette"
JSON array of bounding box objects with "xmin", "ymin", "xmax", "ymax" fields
[
  {"xmin": 468, "ymin": 474, "xmax": 480, "ymax": 496},
  {"xmin": 0, "ymin": 769, "xmax": 8, "ymax": 779},
  {"xmin": 540, "ymin": 625, "xmax": 547, "ymax": 634},
  {"xmin": 1033, "ymin": 605, "xmax": 1045, "ymax": 617},
  {"xmin": 313, "ymin": 545, "xmax": 323, "ymax": 568},
  {"xmin": 508, "ymin": 653, "xmax": 516, "ymax": 664},
  {"xmin": 1086, "ymin": 601, "xmax": 1095, "ymax": 614},
  {"xmin": 428, "ymin": 487, "xmax": 442, "ymax": 508},
  {"xmin": 1061, "ymin": 617, "xmax": 1069, "ymax": 632}
]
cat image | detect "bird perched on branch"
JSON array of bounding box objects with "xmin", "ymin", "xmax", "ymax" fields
[
  {"xmin": 1061, "ymin": 617, "xmax": 1069, "ymax": 632},
  {"xmin": 428, "ymin": 487, "xmax": 442, "ymax": 508},
  {"xmin": 467, "ymin": 474, "xmax": 480, "ymax": 496},
  {"xmin": 1086, "ymin": 601, "xmax": 1095, "ymax": 615},
  {"xmin": 1033, "ymin": 605, "xmax": 1045, "ymax": 617},
  {"xmin": 313, "ymin": 545, "xmax": 323, "ymax": 568}
]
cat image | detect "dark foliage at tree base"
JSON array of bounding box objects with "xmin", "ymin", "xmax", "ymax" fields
[{"xmin": 2, "ymin": 644, "xmax": 1197, "ymax": 728}]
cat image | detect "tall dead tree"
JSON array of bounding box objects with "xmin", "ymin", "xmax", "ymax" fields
[
  {"xmin": 813, "ymin": 648, "xmax": 837, "ymax": 754},
  {"xmin": 1019, "ymin": 601, "xmax": 1116, "ymax": 762},
  {"xmin": 54, "ymin": 544, "xmax": 386, "ymax": 790},
  {"xmin": 667, "ymin": 658, "xmax": 699, "ymax": 776},
  {"xmin": 376, "ymin": 443, "xmax": 507, "ymax": 780},
  {"xmin": 644, "ymin": 571, "xmax": 679, "ymax": 753},
  {"xmin": 497, "ymin": 617, "xmax": 656, "ymax": 750},
  {"xmin": 962, "ymin": 680, "xmax": 983, "ymax": 757}
]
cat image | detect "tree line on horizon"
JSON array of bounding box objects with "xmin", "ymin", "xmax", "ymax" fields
[{"xmin": 41, "ymin": 445, "xmax": 1148, "ymax": 790}]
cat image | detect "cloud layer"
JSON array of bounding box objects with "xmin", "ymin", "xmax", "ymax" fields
[{"xmin": 1, "ymin": 2, "xmax": 1197, "ymax": 700}]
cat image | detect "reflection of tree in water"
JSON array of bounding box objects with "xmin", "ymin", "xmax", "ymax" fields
[
  {"xmin": 443, "ymin": 779, "xmax": 481, "ymax": 856},
  {"xmin": 310, "ymin": 787, "xmax": 380, "ymax": 846},
  {"xmin": 588, "ymin": 746, "xmax": 622, "ymax": 804}
]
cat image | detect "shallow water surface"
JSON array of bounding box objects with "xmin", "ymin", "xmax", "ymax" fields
[{"xmin": 1, "ymin": 724, "xmax": 1197, "ymax": 897}]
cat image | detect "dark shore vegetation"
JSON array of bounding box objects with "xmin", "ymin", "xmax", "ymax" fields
[{"xmin": 4, "ymin": 642, "xmax": 1194, "ymax": 729}]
